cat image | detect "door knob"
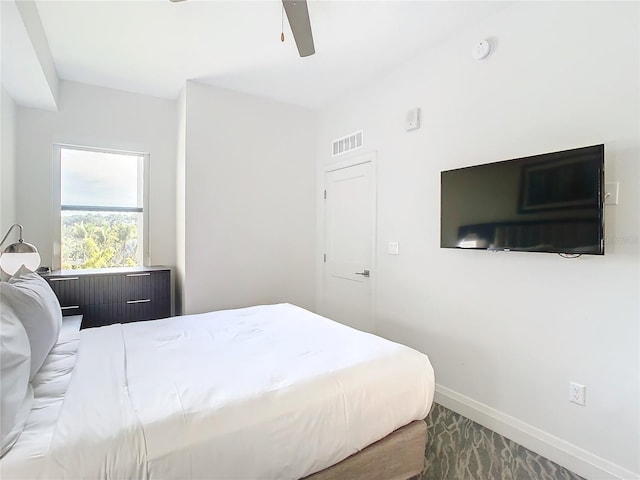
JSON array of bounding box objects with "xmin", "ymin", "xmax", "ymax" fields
[{"xmin": 355, "ymin": 269, "xmax": 370, "ymax": 277}]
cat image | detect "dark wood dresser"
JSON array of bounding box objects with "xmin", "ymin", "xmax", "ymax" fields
[{"xmin": 42, "ymin": 266, "xmax": 172, "ymax": 329}]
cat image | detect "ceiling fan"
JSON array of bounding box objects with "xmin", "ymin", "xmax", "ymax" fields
[{"xmin": 169, "ymin": 0, "xmax": 315, "ymax": 57}]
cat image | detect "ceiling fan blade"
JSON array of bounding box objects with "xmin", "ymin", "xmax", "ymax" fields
[{"xmin": 282, "ymin": 0, "xmax": 315, "ymax": 57}]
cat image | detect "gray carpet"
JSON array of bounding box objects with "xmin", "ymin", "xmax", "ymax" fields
[{"xmin": 416, "ymin": 403, "xmax": 585, "ymax": 480}]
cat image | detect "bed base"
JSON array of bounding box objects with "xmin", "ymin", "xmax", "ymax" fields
[{"xmin": 303, "ymin": 420, "xmax": 427, "ymax": 480}]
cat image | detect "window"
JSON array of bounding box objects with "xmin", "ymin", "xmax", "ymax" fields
[{"xmin": 54, "ymin": 145, "xmax": 149, "ymax": 270}]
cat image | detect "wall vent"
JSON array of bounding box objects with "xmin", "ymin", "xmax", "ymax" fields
[{"xmin": 332, "ymin": 130, "xmax": 363, "ymax": 157}]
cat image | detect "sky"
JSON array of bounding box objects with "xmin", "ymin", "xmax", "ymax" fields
[{"xmin": 61, "ymin": 148, "xmax": 142, "ymax": 208}]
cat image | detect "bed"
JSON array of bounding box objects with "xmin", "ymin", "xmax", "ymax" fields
[{"xmin": 1, "ymin": 269, "xmax": 435, "ymax": 480}]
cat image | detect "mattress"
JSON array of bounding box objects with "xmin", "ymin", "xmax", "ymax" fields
[{"xmin": 1, "ymin": 303, "xmax": 435, "ymax": 479}]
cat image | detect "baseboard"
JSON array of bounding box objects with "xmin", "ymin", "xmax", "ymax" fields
[{"xmin": 434, "ymin": 385, "xmax": 639, "ymax": 480}]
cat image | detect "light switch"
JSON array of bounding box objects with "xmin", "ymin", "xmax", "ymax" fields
[
  {"xmin": 388, "ymin": 241, "xmax": 399, "ymax": 255},
  {"xmin": 604, "ymin": 182, "xmax": 619, "ymax": 205}
]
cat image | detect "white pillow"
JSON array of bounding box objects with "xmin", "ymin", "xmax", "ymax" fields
[
  {"xmin": 0, "ymin": 266, "xmax": 62, "ymax": 380},
  {"xmin": 0, "ymin": 300, "xmax": 34, "ymax": 457}
]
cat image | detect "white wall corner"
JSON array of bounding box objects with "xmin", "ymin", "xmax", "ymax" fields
[
  {"xmin": 435, "ymin": 385, "xmax": 640, "ymax": 480},
  {"xmin": 0, "ymin": 87, "xmax": 17, "ymax": 233}
]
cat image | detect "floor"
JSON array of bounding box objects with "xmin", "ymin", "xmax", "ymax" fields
[{"xmin": 417, "ymin": 403, "xmax": 585, "ymax": 480}]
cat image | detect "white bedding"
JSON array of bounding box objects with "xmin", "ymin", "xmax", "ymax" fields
[
  {"xmin": 1, "ymin": 303, "xmax": 435, "ymax": 480},
  {"xmin": 1, "ymin": 316, "xmax": 81, "ymax": 479}
]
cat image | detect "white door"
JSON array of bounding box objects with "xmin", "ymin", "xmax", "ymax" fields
[{"xmin": 322, "ymin": 158, "xmax": 376, "ymax": 332}]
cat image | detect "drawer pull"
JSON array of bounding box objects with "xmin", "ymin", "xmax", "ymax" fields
[
  {"xmin": 50, "ymin": 277, "xmax": 79, "ymax": 281},
  {"xmin": 61, "ymin": 305, "xmax": 80, "ymax": 310},
  {"xmin": 127, "ymin": 299, "xmax": 151, "ymax": 304},
  {"xmin": 126, "ymin": 273, "xmax": 151, "ymax": 277}
]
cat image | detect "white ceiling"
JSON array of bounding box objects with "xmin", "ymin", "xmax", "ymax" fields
[{"xmin": 3, "ymin": 0, "xmax": 512, "ymax": 110}]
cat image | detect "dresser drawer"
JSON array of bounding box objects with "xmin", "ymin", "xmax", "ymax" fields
[
  {"xmin": 99, "ymin": 270, "xmax": 170, "ymax": 303},
  {"xmin": 81, "ymin": 299, "xmax": 169, "ymax": 329},
  {"xmin": 46, "ymin": 275, "xmax": 97, "ymax": 314},
  {"xmin": 124, "ymin": 270, "xmax": 169, "ymax": 303}
]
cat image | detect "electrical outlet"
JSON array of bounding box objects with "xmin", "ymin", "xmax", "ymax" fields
[{"xmin": 569, "ymin": 382, "xmax": 586, "ymax": 406}]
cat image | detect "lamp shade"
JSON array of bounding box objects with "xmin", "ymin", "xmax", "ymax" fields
[{"xmin": 0, "ymin": 241, "xmax": 41, "ymax": 275}]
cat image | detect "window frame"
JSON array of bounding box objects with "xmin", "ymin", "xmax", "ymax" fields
[{"xmin": 53, "ymin": 144, "xmax": 150, "ymax": 270}]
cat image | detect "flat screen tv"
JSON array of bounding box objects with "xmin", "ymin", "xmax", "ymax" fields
[{"xmin": 440, "ymin": 144, "xmax": 604, "ymax": 255}]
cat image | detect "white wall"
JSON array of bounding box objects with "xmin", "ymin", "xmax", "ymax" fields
[
  {"xmin": 1, "ymin": 87, "xmax": 17, "ymax": 236},
  {"xmin": 15, "ymin": 80, "xmax": 178, "ymax": 270},
  {"xmin": 175, "ymin": 87, "xmax": 186, "ymax": 315},
  {"xmin": 181, "ymin": 82, "xmax": 316, "ymax": 314},
  {"xmin": 316, "ymin": 2, "xmax": 639, "ymax": 479}
]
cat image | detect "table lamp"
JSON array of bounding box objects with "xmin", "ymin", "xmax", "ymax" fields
[{"xmin": 0, "ymin": 224, "xmax": 41, "ymax": 276}]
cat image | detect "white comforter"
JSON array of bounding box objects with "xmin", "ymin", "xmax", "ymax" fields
[{"xmin": 3, "ymin": 303, "xmax": 435, "ymax": 480}]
